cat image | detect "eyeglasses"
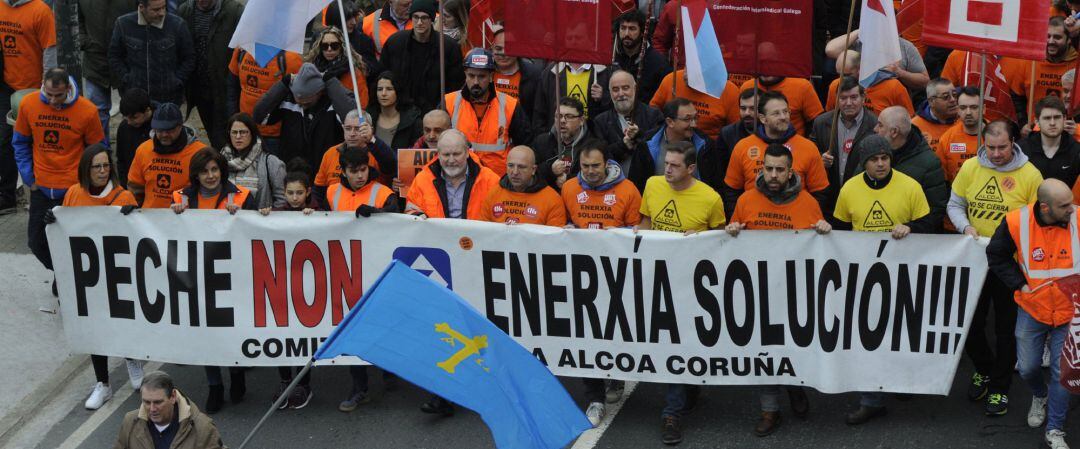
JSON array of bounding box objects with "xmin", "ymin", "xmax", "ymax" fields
[
  {"xmin": 411, "ymin": 14, "xmax": 432, "ymax": 22},
  {"xmin": 556, "ymin": 113, "xmax": 582, "ymax": 121},
  {"xmin": 931, "ymin": 92, "xmax": 957, "ymax": 101},
  {"xmin": 230, "ymin": 129, "xmax": 251, "ymax": 136},
  {"xmin": 91, "ymin": 163, "xmax": 111, "ymax": 171},
  {"xmin": 320, "ymin": 41, "xmax": 342, "ymax": 51}
]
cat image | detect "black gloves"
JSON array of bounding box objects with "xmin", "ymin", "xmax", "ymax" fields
[
  {"xmin": 322, "ymin": 58, "xmax": 350, "ymax": 81},
  {"xmin": 355, "ymin": 204, "xmax": 380, "ymax": 218},
  {"xmin": 43, "ymin": 209, "xmax": 56, "ymax": 224},
  {"xmin": 120, "ymin": 205, "xmax": 137, "ymax": 215}
]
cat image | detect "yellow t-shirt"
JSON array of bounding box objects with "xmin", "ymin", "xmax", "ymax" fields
[
  {"xmin": 565, "ymin": 70, "xmax": 592, "ymax": 118},
  {"xmin": 640, "ymin": 176, "xmax": 726, "ymax": 232},
  {"xmin": 834, "ymin": 171, "xmax": 930, "ymax": 232},
  {"xmin": 952, "ymin": 158, "xmax": 1042, "ymax": 237}
]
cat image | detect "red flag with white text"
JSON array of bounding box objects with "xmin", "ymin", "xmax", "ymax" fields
[
  {"xmin": 922, "ymin": 0, "xmax": 1051, "ymax": 60},
  {"xmin": 959, "ymin": 53, "xmax": 1018, "ymax": 122},
  {"xmin": 503, "ymin": 0, "xmax": 613, "ymax": 65},
  {"xmin": 467, "ymin": 0, "xmax": 504, "ymax": 49}
]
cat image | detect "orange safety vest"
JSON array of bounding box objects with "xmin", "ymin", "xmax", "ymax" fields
[
  {"xmin": 405, "ymin": 163, "xmax": 500, "ymax": 219},
  {"xmin": 327, "ymin": 181, "xmax": 392, "ymax": 211},
  {"xmin": 445, "ymin": 91, "xmax": 517, "ymax": 176},
  {"xmin": 172, "ymin": 186, "xmax": 251, "ymax": 210},
  {"xmin": 1006, "ymin": 205, "xmax": 1080, "ymax": 326},
  {"xmin": 363, "ymin": 9, "xmax": 412, "ymax": 54}
]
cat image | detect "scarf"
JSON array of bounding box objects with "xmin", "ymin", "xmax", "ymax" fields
[{"xmin": 222, "ymin": 140, "xmax": 263, "ymax": 173}]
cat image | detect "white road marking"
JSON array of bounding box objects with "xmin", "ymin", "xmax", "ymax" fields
[
  {"xmin": 56, "ymin": 362, "xmax": 163, "ymax": 449},
  {"xmin": 570, "ymin": 381, "xmax": 638, "ymax": 449}
]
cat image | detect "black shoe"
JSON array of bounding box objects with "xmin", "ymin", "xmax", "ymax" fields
[
  {"xmin": 754, "ymin": 411, "xmax": 781, "ymax": 437},
  {"xmin": 967, "ymin": 372, "xmax": 989, "ymax": 402},
  {"xmin": 229, "ymin": 371, "xmax": 246, "ymax": 403},
  {"xmin": 205, "ymin": 385, "xmax": 224, "ymax": 414},
  {"xmin": 984, "ymin": 393, "xmax": 1008, "ymax": 416},
  {"xmin": 287, "ymin": 384, "xmax": 313, "ymax": 409},
  {"xmin": 0, "ymin": 197, "xmax": 15, "ymax": 215},
  {"xmin": 51, "ymin": 278, "xmax": 57, "ymax": 297},
  {"xmin": 845, "ymin": 405, "xmax": 887, "ymax": 425},
  {"xmin": 420, "ymin": 396, "xmax": 454, "ymax": 417},
  {"xmin": 788, "ymin": 387, "xmax": 809, "ymax": 419},
  {"xmin": 661, "ymin": 416, "xmax": 683, "ymax": 445}
]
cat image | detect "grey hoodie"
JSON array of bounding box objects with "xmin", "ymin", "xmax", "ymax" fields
[{"xmin": 946, "ymin": 143, "xmax": 1031, "ymax": 232}]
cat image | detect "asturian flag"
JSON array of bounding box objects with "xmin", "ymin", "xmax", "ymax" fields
[
  {"xmin": 229, "ymin": 0, "xmax": 333, "ymax": 67},
  {"xmin": 680, "ymin": 2, "xmax": 728, "ymax": 98},
  {"xmin": 858, "ymin": 0, "xmax": 902, "ymax": 88}
]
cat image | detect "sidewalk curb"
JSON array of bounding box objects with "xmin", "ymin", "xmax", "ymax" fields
[{"xmin": 0, "ymin": 354, "xmax": 89, "ymax": 447}]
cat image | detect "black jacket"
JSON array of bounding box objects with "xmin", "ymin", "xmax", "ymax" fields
[
  {"xmin": 533, "ymin": 63, "xmax": 613, "ymax": 134},
  {"xmin": 379, "ymin": 30, "xmax": 464, "ymax": 113},
  {"xmin": 718, "ymin": 122, "xmax": 753, "ymax": 164},
  {"xmin": 369, "ymin": 104, "xmax": 423, "ymax": 151},
  {"xmin": 108, "ymin": 11, "xmax": 195, "ymax": 104},
  {"xmin": 510, "ymin": 58, "xmax": 544, "ymax": 123},
  {"xmin": 78, "ymin": 0, "xmax": 135, "ymax": 88},
  {"xmin": 987, "ymin": 210, "xmax": 1043, "ymax": 291},
  {"xmin": 1019, "ymin": 133, "xmax": 1080, "ymax": 187},
  {"xmin": 809, "ymin": 108, "xmax": 879, "ymax": 218},
  {"xmin": 592, "ymin": 102, "xmax": 664, "ymax": 165},
  {"xmin": 529, "ymin": 125, "xmax": 601, "ymax": 188},
  {"xmin": 252, "ymin": 77, "xmax": 356, "ymax": 175},
  {"xmin": 177, "ymin": 0, "xmax": 243, "ymax": 134},
  {"xmin": 611, "ymin": 46, "xmax": 671, "ymax": 104},
  {"xmin": 115, "ymin": 119, "xmax": 151, "ymax": 188}
]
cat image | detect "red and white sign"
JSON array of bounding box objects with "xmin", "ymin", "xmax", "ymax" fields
[{"xmin": 922, "ymin": 0, "xmax": 1050, "ymax": 60}]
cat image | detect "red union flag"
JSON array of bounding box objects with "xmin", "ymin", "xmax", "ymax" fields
[
  {"xmin": 503, "ymin": 0, "xmax": 612, "ymax": 65},
  {"xmin": 705, "ymin": 0, "xmax": 814, "ymax": 78},
  {"xmin": 467, "ymin": 0, "xmax": 504, "ymax": 49},
  {"xmin": 922, "ymin": 0, "xmax": 1050, "ymax": 60},
  {"xmin": 959, "ymin": 53, "xmax": 1018, "ymax": 122}
]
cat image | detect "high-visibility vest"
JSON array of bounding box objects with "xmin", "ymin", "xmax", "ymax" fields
[
  {"xmin": 327, "ymin": 181, "xmax": 392, "ymax": 212},
  {"xmin": 363, "ymin": 9, "xmax": 412, "ymax": 54},
  {"xmin": 445, "ymin": 91, "xmax": 517, "ymax": 176},
  {"xmin": 172, "ymin": 186, "xmax": 251, "ymax": 210},
  {"xmin": 1006, "ymin": 205, "xmax": 1080, "ymax": 326}
]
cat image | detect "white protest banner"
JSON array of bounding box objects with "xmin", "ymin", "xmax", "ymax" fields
[{"xmin": 48, "ymin": 208, "xmax": 987, "ymax": 394}]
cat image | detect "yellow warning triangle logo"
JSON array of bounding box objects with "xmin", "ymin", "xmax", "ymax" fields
[
  {"xmin": 974, "ymin": 177, "xmax": 1004, "ymax": 202},
  {"xmin": 654, "ymin": 199, "xmax": 683, "ymax": 228},
  {"xmin": 862, "ymin": 200, "xmax": 895, "ymax": 229}
]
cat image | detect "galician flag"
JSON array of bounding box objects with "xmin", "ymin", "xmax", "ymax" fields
[
  {"xmin": 680, "ymin": 2, "xmax": 727, "ymax": 98},
  {"xmin": 228, "ymin": 0, "xmax": 333, "ymax": 67},
  {"xmin": 858, "ymin": 0, "xmax": 903, "ymax": 88}
]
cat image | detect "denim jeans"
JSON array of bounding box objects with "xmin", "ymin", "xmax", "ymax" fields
[
  {"xmin": 349, "ymin": 365, "xmax": 396, "ymax": 394},
  {"xmin": 1016, "ymin": 308, "xmax": 1070, "ymax": 431},
  {"xmin": 859, "ymin": 392, "xmax": 885, "ymax": 408},
  {"xmin": 761, "ymin": 385, "xmax": 806, "ymax": 412},
  {"xmin": 662, "ymin": 384, "xmax": 700, "ymax": 418},
  {"xmin": 82, "ymin": 79, "xmax": 111, "ymax": 147},
  {"xmin": 204, "ymin": 366, "xmax": 244, "ymax": 386},
  {"xmin": 28, "ymin": 189, "xmax": 63, "ymax": 270}
]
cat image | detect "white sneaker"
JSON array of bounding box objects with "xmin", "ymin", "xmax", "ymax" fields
[
  {"xmin": 586, "ymin": 401, "xmax": 605, "ymax": 427},
  {"xmin": 1046, "ymin": 429, "xmax": 1070, "ymax": 449},
  {"xmin": 1044, "ymin": 344, "xmax": 1053, "ymax": 368},
  {"xmin": 126, "ymin": 359, "xmax": 145, "ymax": 390},
  {"xmin": 1028, "ymin": 395, "xmax": 1048, "ymax": 428},
  {"xmin": 84, "ymin": 382, "xmax": 112, "ymax": 410}
]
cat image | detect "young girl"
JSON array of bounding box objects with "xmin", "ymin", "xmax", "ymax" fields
[{"xmin": 260, "ymin": 159, "xmax": 322, "ymax": 215}]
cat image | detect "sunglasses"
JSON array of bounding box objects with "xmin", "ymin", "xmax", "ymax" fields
[{"xmin": 320, "ymin": 41, "xmax": 342, "ymax": 51}]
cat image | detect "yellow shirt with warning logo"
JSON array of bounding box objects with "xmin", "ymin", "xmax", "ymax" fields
[
  {"xmin": 952, "ymin": 158, "xmax": 1042, "ymax": 237},
  {"xmin": 566, "ymin": 70, "xmax": 591, "ymax": 117},
  {"xmin": 640, "ymin": 176, "xmax": 726, "ymax": 232},
  {"xmin": 834, "ymin": 171, "xmax": 930, "ymax": 232}
]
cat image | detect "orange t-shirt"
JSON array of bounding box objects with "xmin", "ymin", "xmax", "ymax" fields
[
  {"xmin": 826, "ymin": 77, "xmax": 914, "ymax": 116},
  {"xmin": 127, "ymin": 139, "xmax": 207, "ymax": 209},
  {"xmin": 935, "ymin": 123, "xmax": 981, "ymax": 182},
  {"xmin": 314, "ymin": 144, "xmax": 383, "ymax": 187},
  {"xmin": 1003, "ymin": 57, "xmax": 1074, "ymax": 106},
  {"xmin": 0, "ymin": 0, "xmax": 55, "ymax": 90},
  {"xmin": 911, "ymin": 116, "xmax": 955, "ymax": 155},
  {"xmin": 725, "ymin": 133, "xmax": 830, "ymax": 193},
  {"xmin": 338, "ymin": 67, "xmax": 369, "ymax": 108},
  {"xmin": 14, "ymin": 96, "xmax": 105, "ymax": 189},
  {"xmin": 560, "ymin": 177, "xmax": 642, "ymax": 229},
  {"xmin": 730, "ymin": 187, "xmax": 823, "ymax": 230},
  {"xmin": 940, "ymin": 50, "xmax": 970, "ymax": 86},
  {"xmin": 494, "ymin": 71, "xmax": 523, "ymax": 99},
  {"xmin": 362, "ymin": 11, "xmax": 412, "ymax": 53},
  {"xmin": 62, "ymin": 183, "xmax": 138, "ymax": 207},
  {"xmin": 738, "ymin": 77, "xmax": 824, "ymax": 136},
  {"xmin": 480, "ymin": 184, "xmax": 568, "ymax": 226},
  {"xmin": 228, "ymin": 49, "xmax": 304, "ymax": 137},
  {"xmin": 650, "ymin": 71, "xmax": 739, "ymax": 139}
]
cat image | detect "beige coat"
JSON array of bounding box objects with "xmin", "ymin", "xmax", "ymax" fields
[{"xmin": 114, "ymin": 390, "xmax": 225, "ymax": 449}]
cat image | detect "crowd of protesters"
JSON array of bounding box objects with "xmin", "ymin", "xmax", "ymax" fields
[{"xmin": 6, "ymin": 0, "xmax": 1080, "ymax": 447}]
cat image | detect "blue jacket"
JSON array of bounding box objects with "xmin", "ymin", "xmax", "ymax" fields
[
  {"xmin": 627, "ymin": 125, "xmax": 721, "ymax": 192},
  {"xmin": 13, "ymin": 79, "xmax": 107, "ymax": 200}
]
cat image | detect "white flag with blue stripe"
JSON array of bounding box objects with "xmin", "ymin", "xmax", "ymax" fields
[
  {"xmin": 858, "ymin": 0, "xmax": 902, "ymax": 88},
  {"xmin": 228, "ymin": 0, "xmax": 333, "ymax": 67},
  {"xmin": 681, "ymin": 3, "xmax": 728, "ymax": 99}
]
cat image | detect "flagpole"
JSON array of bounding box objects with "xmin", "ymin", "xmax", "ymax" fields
[
  {"xmin": 334, "ymin": 0, "xmax": 364, "ymax": 118},
  {"xmin": 1028, "ymin": 61, "xmax": 1037, "ymax": 121},
  {"xmin": 977, "ymin": 53, "xmax": 987, "ymax": 151},
  {"xmin": 672, "ymin": 0, "xmax": 681, "ymax": 96},
  {"xmin": 235, "ymin": 359, "xmax": 315, "ymax": 449},
  {"xmin": 438, "ymin": 4, "xmax": 447, "ymax": 110},
  {"xmin": 825, "ymin": 0, "xmax": 859, "ymax": 160},
  {"xmin": 638, "ymin": 0, "xmax": 656, "ymax": 83}
]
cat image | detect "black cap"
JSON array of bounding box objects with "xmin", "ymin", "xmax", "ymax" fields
[{"xmin": 151, "ymin": 103, "xmax": 183, "ymax": 130}]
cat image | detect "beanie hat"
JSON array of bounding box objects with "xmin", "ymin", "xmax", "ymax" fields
[
  {"xmin": 858, "ymin": 134, "xmax": 893, "ymax": 169},
  {"xmin": 150, "ymin": 102, "xmax": 183, "ymax": 130},
  {"xmin": 409, "ymin": 0, "xmax": 437, "ymax": 18},
  {"xmin": 291, "ymin": 63, "xmax": 326, "ymax": 99}
]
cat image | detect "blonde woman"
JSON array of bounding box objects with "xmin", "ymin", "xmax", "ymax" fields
[{"xmin": 305, "ymin": 26, "xmax": 369, "ymax": 108}]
